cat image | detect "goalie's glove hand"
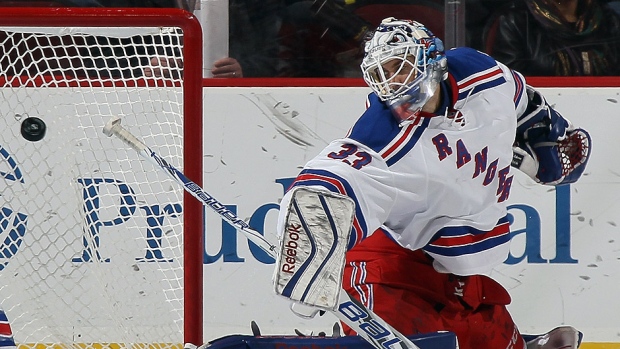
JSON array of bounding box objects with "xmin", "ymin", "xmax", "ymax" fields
[
  {"xmin": 545, "ymin": 108, "xmax": 572, "ymax": 143},
  {"xmin": 512, "ymin": 124, "xmax": 591, "ymax": 186}
]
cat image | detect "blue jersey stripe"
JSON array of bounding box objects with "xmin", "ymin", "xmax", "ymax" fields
[
  {"xmin": 457, "ymin": 75, "xmax": 506, "ymax": 101},
  {"xmin": 423, "ymin": 216, "xmax": 511, "ymax": 257}
]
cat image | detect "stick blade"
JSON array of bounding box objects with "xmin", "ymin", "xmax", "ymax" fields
[{"xmin": 103, "ymin": 116, "xmax": 122, "ymax": 137}]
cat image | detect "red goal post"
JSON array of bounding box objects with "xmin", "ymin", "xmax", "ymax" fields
[{"xmin": 0, "ymin": 6, "xmax": 204, "ymax": 348}]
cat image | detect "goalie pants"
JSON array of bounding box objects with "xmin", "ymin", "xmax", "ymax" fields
[{"xmin": 342, "ymin": 229, "xmax": 525, "ymax": 349}]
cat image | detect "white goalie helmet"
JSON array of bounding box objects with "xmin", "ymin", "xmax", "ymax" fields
[{"xmin": 361, "ymin": 17, "xmax": 447, "ymax": 122}]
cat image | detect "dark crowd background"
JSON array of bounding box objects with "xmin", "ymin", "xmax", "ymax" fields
[{"xmin": 2, "ymin": 0, "xmax": 620, "ymax": 78}]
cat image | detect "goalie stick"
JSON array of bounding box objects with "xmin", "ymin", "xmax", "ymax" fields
[{"xmin": 102, "ymin": 116, "xmax": 422, "ymax": 349}]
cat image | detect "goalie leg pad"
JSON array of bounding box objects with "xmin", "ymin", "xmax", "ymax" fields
[
  {"xmin": 525, "ymin": 326, "xmax": 582, "ymax": 349},
  {"xmin": 274, "ymin": 187, "xmax": 355, "ymax": 311}
]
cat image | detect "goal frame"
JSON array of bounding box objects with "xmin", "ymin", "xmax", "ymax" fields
[{"xmin": 0, "ymin": 6, "xmax": 205, "ymax": 346}]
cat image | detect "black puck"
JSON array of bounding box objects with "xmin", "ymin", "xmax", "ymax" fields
[{"xmin": 21, "ymin": 117, "xmax": 46, "ymax": 142}]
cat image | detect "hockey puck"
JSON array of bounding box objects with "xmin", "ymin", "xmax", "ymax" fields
[{"xmin": 21, "ymin": 117, "xmax": 46, "ymax": 142}]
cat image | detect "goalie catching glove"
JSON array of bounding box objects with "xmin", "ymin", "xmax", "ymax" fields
[{"xmin": 512, "ymin": 87, "xmax": 591, "ymax": 185}]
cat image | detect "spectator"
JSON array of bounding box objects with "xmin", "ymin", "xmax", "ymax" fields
[
  {"xmin": 211, "ymin": 0, "xmax": 285, "ymax": 78},
  {"xmin": 55, "ymin": 0, "xmax": 283, "ymax": 79},
  {"xmin": 482, "ymin": 0, "xmax": 620, "ymax": 76},
  {"xmin": 275, "ymin": 17, "xmax": 591, "ymax": 349},
  {"xmin": 278, "ymin": 0, "xmax": 450, "ymax": 77},
  {"xmin": 278, "ymin": 0, "xmax": 372, "ymax": 77},
  {"xmin": 465, "ymin": 0, "xmax": 512, "ymax": 50},
  {"xmin": 27, "ymin": 0, "xmax": 189, "ymax": 79}
]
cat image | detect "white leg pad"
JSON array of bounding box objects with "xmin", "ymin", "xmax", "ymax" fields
[
  {"xmin": 526, "ymin": 326, "xmax": 581, "ymax": 349},
  {"xmin": 273, "ymin": 187, "xmax": 355, "ymax": 311}
]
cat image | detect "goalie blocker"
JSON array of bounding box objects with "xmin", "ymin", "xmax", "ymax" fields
[{"xmin": 274, "ymin": 187, "xmax": 355, "ymax": 311}]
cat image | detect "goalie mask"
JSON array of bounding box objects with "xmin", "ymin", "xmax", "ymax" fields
[{"xmin": 361, "ymin": 17, "xmax": 447, "ymax": 123}]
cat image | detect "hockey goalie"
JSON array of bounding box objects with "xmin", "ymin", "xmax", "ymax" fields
[{"xmin": 273, "ymin": 17, "xmax": 590, "ymax": 349}]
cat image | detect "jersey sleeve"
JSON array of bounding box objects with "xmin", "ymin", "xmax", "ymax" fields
[
  {"xmin": 496, "ymin": 60, "xmax": 529, "ymax": 120},
  {"xmin": 277, "ymin": 139, "xmax": 398, "ymax": 250}
]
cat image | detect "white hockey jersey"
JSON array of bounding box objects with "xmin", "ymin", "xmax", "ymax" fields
[{"xmin": 279, "ymin": 47, "xmax": 529, "ymax": 276}]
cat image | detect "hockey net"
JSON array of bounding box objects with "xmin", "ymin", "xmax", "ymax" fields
[{"xmin": 0, "ymin": 7, "xmax": 203, "ymax": 349}]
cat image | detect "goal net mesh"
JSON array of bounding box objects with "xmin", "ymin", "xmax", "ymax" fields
[{"xmin": 0, "ymin": 8, "xmax": 203, "ymax": 349}]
